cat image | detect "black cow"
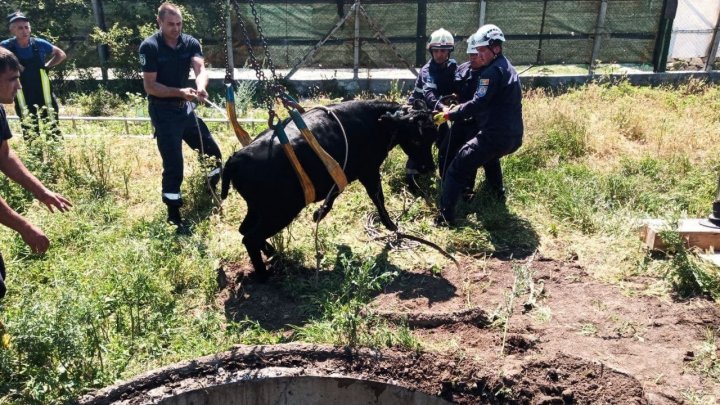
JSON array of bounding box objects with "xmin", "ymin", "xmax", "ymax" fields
[{"xmin": 221, "ymin": 99, "xmax": 437, "ymax": 278}]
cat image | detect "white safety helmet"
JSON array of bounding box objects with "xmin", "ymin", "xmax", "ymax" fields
[
  {"xmin": 474, "ymin": 24, "xmax": 505, "ymax": 48},
  {"xmin": 427, "ymin": 28, "xmax": 454, "ymax": 51},
  {"xmin": 466, "ymin": 32, "xmax": 480, "ymax": 54}
]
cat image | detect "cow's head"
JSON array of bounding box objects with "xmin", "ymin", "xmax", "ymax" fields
[{"xmin": 379, "ymin": 99, "xmax": 438, "ymax": 174}]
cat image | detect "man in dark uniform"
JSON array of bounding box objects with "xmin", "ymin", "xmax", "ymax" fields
[
  {"xmin": 405, "ymin": 28, "xmax": 457, "ymax": 192},
  {"xmin": 1, "ymin": 11, "xmax": 66, "ymax": 142},
  {"xmin": 434, "ymin": 24, "xmax": 523, "ymax": 226},
  {"xmin": 436, "ymin": 31, "xmax": 484, "ymax": 183},
  {"xmin": 0, "ymin": 48, "xmax": 71, "ymax": 298},
  {"xmin": 139, "ymin": 2, "xmax": 222, "ymax": 233}
]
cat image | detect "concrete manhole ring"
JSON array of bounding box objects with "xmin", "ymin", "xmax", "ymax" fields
[{"xmin": 79, "ymin": 343, "xmax": 647, "ymax": 404}]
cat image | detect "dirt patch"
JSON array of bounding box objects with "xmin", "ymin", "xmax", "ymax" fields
[
  {"xmin": 102, "ymin": 255, "xmax": 719, "ymax": 403},
  {"xmin": 373, "ymin": 256, "xmax": 720, "ymax": 402}
]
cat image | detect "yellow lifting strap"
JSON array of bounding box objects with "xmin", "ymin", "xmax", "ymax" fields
[
  {"xmin": 275, "ymin": 121, "xmax": 315, "ymax": 205},
  {"xmin": 289, "ymin": 109, "xmax": 348, "ymax": 192}
]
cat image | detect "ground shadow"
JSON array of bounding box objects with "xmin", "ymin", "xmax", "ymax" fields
[
  {"xmin": 221, "ymin": 243, "xmax": 457, "ymax": 330},
  {"xmin": 371, "ymin": 246, "xmax": 457, "ymax": 305},
  {"xmin": 460, "ymin": 183, "xmax": 540, "ymax": 260}
]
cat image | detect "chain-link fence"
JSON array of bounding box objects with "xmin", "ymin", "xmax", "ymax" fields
[
  {"xmin": 667, "ymin": 0, "xmax": 720, "ymax": 71},
  {"xmin": 7, "ymin": 0, "xmax": 719, "ymax": 75}
]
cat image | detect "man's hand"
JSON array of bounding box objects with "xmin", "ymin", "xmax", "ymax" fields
[
  {"xmin": 35, "ymin": 189, "xmax": 72, "ymax": 213},
  {"xmin": 179, "ymin": 87, "xmax": 197, "ymax": 101},
  {"xmin": 19, "ymin": 223, "xmax": 49, "ymax": 254},
  {"xmin": 196, "ymin": 88, "xmax": 208, "ymax": 104}
]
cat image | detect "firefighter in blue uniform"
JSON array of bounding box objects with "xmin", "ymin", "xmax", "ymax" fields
[
  {"xmin": 436, "ymin": 31, "xmax": 487, "ymax": 188},
  {"xmin": 434, "ymin": 25, "xmax": 523, "ymax": 226},
  {"xmin": 1, "ymin": 11, "xmax": 66, "ymax": 142},
  {"xmin": 139, "ymin": 2, "xmax": 222, "ymax": 233},
  {"xmin": 405, "ymin": 28, "xmax": 457, "ymax": 191}
]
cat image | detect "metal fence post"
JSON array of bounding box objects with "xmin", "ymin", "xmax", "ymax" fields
[
  {"xmin": 90, "ymin": 0, "xmax": 109, "ymax": 82},
  {"xmin": 652, "ymin": 0, "xmax": 677, "ymax": 73},
  {"xmin": 589, "ymin": 0, "xmax": 608, "ymax": 74},
  {"xmin": 479, "ymin": 0, "xmax": 486, "ymax": 26},
  {"xmin": 536, "ymin": 0, "xmax": 549, "ymax": 65},
  {"xmin": 226, "ymin": 0, "xmax": 234, "ymax": 73},
  {"xmin": 353, "ymin": 0, "xmax": 361, "ymax": 80},
  {"xmin": 416, "ymin": 0, "xmax": 427, "ymax": 67},
  {"xmin": 705, "ymin": 9, "xmax": 720, "ymax": 71}
]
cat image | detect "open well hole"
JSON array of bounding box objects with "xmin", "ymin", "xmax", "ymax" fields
[{"xmin": 80, "ymin": 343, "xmax": 646, "ymax": 404}]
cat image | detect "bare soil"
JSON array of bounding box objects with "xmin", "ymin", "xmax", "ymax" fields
[{"xmin": 84, "ymin": 255, "xmax": 719, "ymax": 404}]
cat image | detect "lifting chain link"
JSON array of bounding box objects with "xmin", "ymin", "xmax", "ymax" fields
[{"xmin": 227, "ymin": 0, "xmax": 284, "ymax": 117}]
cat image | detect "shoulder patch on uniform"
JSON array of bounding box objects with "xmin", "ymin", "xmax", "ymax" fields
[
  {"xmin": 479, "ymin": 79, "xmax": 490, "ymax": 85},
  {"xmin": 477, "ymin": 85, "xmax": 488, "ymax": 97},
  {"xmin": 139, "ymin": 53, "xmax": 146, "ymax": 66}
]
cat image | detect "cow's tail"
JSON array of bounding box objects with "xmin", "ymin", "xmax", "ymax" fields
[{"xmin": 220, "ymin": 158, "xmax": 233, "ymax": 200}]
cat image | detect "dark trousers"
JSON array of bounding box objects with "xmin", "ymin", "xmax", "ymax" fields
[
  {"xmin": 440, "ymin": 132, "xmax": 522, "ymax": 221},
  {"xmin": 0, "ymin": 252, "xmax": 6, "ymax": 299},
  {"xmin": 15, "ymin": 94, "xmax": 61, "ymax": 142},
  {"xmin": 149, "ymin": 102, "xmax": 222, "ymax": 207}
]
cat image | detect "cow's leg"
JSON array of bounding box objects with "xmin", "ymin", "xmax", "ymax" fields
[
  {"xmin": 313, "ymin": 188, "xmax": 341, "ymax": 222},
  {"xmin": 262, "ymin": 241, "xmax": 276, "ymax": 257},
  {"xmin": 242, "ymin": 235, "xmax": 269, "ymax": 280},
  {"xmin": 359, "ymin": 172, "xmax": 398, "ymax": 232}
]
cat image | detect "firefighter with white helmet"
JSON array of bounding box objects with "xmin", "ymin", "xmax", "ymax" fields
[
  {"xmin": 405, "ymin": 28, "xmax": 458, "ymax": 192},
  {"xmin": 435, "ymin": 24, "xmax": 524, "ymax": 226}
]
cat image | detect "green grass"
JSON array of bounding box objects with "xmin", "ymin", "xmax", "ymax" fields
[{"xmin": 0, "ymin": 79, "xmax": 718, "ymax": 403}]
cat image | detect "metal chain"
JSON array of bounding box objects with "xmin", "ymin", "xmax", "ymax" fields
[
  {"xmin": 221, "ymin": 1, "xmax": 233, "ymax": 83},
  {"xmin": 247, "ymin": 0, "xmax": 279, "ymax": 83},
  {"xmin": 228, "ymin": 0, "xmax": 277, "ymax": 115}
]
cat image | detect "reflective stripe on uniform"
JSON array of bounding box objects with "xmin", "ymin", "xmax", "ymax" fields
[
  {"xmin": 424, "ymin": 82, "xmax": 437, "ymax": 89},
  {"xmin": 207, "ymin": 168, "xmax": 220, "ymax": 177},
  {"xmin": 15, "ymin": 89, "xmax": 27, "ymax": 112},
  {"xmin": 40, "ymin": 69, "xmax": 52, "ymax": 108},
  {"xmin": 414, "ymin": 86, "xmax": 423, "ymax": 93},
  {"xmin": 162, "ymin": 192, "xmax": 182, "ymax": 200}
]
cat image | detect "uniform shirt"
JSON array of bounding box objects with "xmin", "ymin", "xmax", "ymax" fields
[
  {"xmin": 138, "ymin": 32, "xmax": 203, "ymax": 101},
  {"xmin": 408, "ymin": 59, "xmax": 457, "ymax": 110},
  {"xmin": 0, "ymin": 37, "xmax": 53, "ymax": 62},
  {"xmin": 449, "ymin": 54, "xmax": 523, "ymax": 137},
  {"xmin": 453, "ymin": 61, "xmax": 483, "ymax": 103},
  {"xmin": 0, "ymin": 106, "xmax": 13, "ymax": 143}
]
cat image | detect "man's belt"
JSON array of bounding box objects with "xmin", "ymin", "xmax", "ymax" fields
[{"xmin": 149, "ymin": 98, "xmax": 187, "ymax": 108}]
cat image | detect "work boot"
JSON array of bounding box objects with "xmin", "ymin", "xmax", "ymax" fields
[{"xmin": 167, "ymin": 205, "xmax": 190, "ymax": 235}]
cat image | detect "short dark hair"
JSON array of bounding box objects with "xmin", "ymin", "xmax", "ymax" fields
[
  {"xmin": 0, "ymin": 47, "xmax": 22, "ymax": 74},
  {"xmin": 158, "ymin": 2, "xmax": 181, "ymax": 21}
]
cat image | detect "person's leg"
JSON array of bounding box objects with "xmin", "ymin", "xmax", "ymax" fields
[
  {"xmin": 16, "ymin": 102, "xmax": 40, "ymax": 144},
  {"xmin": 0, "ymin": 252, "xmax": 5, "ymax": 299},
  {"xmin": 182, "ymin": 113, "xmax": 223, "ymax": 193},
  {"xmin": 438, "ymin": 135, "xmax": 500, "ymax": 224},
  {"xmin": 482, "ymin": 158, "xmax": 506, "ymax": 202},
  {"xmin": 47, "ymin": 94, "xmax": 62, "ymax": 140},
  {"xmin": 150, "ymin": 104, "xmax": 187, "ymax": 228}
]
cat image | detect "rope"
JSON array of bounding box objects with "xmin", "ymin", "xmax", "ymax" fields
[
  {"xmin": 365, "ymin": 213, "xmax": 460, "ymax": 269},
  {"xmin": 189, "ymin": 102, "xmax": 223, "ymax": 208},
  {"xmin": 309, "ymin": 105, "xmax": 350, "ymax": 274}
]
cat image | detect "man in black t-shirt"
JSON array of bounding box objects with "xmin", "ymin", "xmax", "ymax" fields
[
  {"xmin": 0, "ymin": 48, "xmax": 71, "ymax": 298},
  {"xmin": 139, "ymin": 2, "xmax": 222, "ymax": 234}
]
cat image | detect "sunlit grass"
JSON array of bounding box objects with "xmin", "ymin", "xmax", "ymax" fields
[{"xmin": 0, "ymin": 79, "xmax": 718, "ymax": 402}]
